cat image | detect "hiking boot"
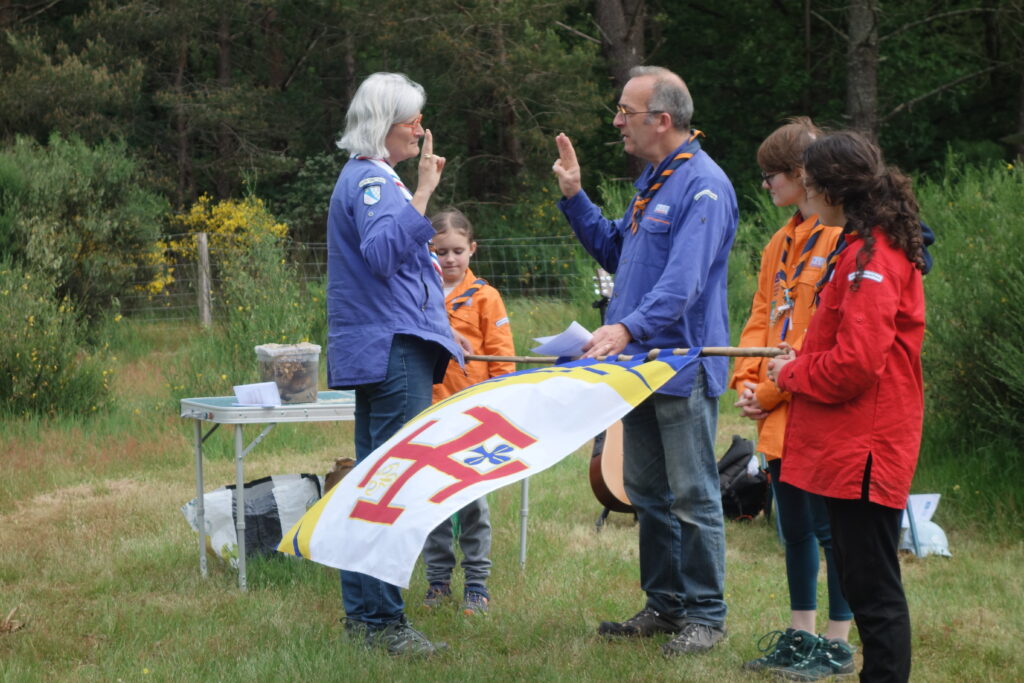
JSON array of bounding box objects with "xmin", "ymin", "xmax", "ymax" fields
[
  {"xmin": 368, "ymin": 617, "xmax": 448, "ymax": 657},
  {"xmin": 598, "ymin": 607, "xmax": 685, "ymax": 638},
  {"xmin": 744, "ymin": 628, "xmax": 820, "ymax": 671},
  {"xmin": 776, "ymin": 637, "xmax": 855, "ymax": 680},
  {"xmin": 341, "ymin": 617, "xmax": 369, "ymax": 642},
  {"xmin": 462, "ymin": 590, "xmax": 489, "ymax": 616},
  {"xmin": 423, "ymin": 582, "xmax": 452, "ymax": 608},
  {"xmin": 661, "ymin": 621, "xmax": 727, "ymax": 656}
]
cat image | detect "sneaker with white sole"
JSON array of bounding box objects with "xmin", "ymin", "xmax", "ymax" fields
[
  {"xmin": 776, "ymin": 637, "xmax": 855, "ymax": 680},
  {"xmin": 744, "ymin": 628, "xmax": 821, "ymax": 671}
]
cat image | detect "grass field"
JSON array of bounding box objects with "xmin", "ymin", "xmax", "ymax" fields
[{"xmin": 1, "ymin": 318, "xmax": 1022, "ymax": 682}]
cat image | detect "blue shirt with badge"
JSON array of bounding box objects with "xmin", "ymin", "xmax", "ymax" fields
[
  {"xmin": 326, "ymin": 157, "xmax": 462, "ymax": 388},
  {"xmin": 558, "ymin": 143, "xmax": 738, "ymax": 397}
]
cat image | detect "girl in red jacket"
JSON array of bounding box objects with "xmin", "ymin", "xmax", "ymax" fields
[{"xmin": 768, "ymin": 131, "xmax": 926, "ymax": 683}]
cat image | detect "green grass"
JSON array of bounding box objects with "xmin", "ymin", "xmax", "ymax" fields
[{"xmin": 1, "ymin": 314, "xmax": 1021, "ymax": 681}]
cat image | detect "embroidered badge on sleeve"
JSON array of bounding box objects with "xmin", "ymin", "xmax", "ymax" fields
[
  {"xmin": 363, "ymin": 185, "xmax": 382, "ymax": 205},
  {"xmin": 849, "ymin": 270, "xmax": 884, "ymax": 283}
]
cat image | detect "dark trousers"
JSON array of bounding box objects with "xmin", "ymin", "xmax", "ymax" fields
[{"xmin": 826, "ymin": 489, "xmax": 911, "ymax": 683}]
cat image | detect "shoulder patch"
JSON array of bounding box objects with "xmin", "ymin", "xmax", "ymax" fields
[
  {"xmin": 363, "ymin": 185, "xmax": 381, "ymax": 205},
  {"xmin": 849, "ymin": 270, "xmax": 884, "ymax": 283},
  {"xmin": 693, "ymin": 189, "xmax": 719, "ymax": 201},
  {"xmin": 810, "ymin": 256, "xmax": 826, "ymax": 268},
  {"xmin": 358, "ymin": 176, "xmax": 386, "ymax": 188},
  {"xmin": 495, "ymin": 316, "xmax": 509, "ymax": 328}
]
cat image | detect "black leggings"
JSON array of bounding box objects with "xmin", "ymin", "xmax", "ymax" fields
[{"xmin": 825, "ymin": 457, "xmax": 911, "ymax": 682}]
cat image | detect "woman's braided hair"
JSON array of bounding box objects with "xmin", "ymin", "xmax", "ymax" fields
[{"xmin": 802, "ymin": 131, "xmax": 925, "ymax": 289}]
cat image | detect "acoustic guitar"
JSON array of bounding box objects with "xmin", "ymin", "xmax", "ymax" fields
[{"xmin": 589, "ymin": 419, "xmax": 633, "ymax": 515}]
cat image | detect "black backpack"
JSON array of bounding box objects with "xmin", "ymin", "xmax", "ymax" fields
[{"xmin": 718, "ymin": 435, "xmax": 772, "ymax": 521}]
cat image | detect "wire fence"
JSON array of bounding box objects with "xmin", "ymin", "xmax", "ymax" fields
[{"xmin": 121, "ymin": 234, "xmax": 597, "ymax": 322}]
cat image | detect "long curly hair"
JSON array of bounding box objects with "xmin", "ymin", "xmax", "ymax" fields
[{"xmin": 802, "ymin": 131, "xmax": 925, "ymax": 288}]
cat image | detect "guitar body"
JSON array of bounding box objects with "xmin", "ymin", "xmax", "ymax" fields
[{"xmin": 589, "ymin": 419, "xmax": 633, "ymax": 513}]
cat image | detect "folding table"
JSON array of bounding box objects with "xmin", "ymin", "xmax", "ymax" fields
[{"xmin": 180, "ymin": 391, "xmax": 356, "ymax": 590}]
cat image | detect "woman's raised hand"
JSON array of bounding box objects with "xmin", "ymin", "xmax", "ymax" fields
[{"xmin": 413, "ymin": 129, "xmax": 445, "ymax": 215}]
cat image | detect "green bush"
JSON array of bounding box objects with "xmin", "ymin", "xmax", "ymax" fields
[
  {"xmin": 0, "ymin": 133, "xmax": 167, "ymax": 325},
  {"xmin": 0, "ymin": 261, "xmax": 111, "ymax": 417},
  {"xmin": 917, "ymin": 157, "xmax": 1024, "ymax": 440}
]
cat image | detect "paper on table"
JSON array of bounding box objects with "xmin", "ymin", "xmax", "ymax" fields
[
  {"xmin": 233, "ymin": 381, "xmax": 281, "ymax": 407},
  {"xmin": 530, "ymin": 321, "xmax": 593, "ymax": 356}
]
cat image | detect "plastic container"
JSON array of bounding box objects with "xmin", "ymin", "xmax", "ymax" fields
[{"xmin": 254, "ymin": 342, "xmax": 320, "ymax": 404}]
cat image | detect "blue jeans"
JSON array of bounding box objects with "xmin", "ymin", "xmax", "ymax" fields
[
  {"xmin": 340, "ymin": 334, "xmax": 443, "ymax": 627},
  {"xmin": 621, "ymin": 369, "xmax": 727, "ymax": 627},
  {"xmin": 769, "ymin": 459, "xmax": 852, "ymax": 621}
]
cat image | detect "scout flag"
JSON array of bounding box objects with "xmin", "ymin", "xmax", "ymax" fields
[{"xmin": 278, "ymin": 350, "xmax": 699, "ymax": 587}]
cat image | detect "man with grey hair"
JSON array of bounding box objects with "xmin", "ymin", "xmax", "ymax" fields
[{"xmin": 553, "ymin": 66, "xmax": 737, "ymax": 656}]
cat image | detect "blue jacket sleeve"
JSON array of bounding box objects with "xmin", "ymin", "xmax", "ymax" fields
[
  {"xmin": 347, "ymin": 178, "xmax": 434, "ymax": 279},
  {"xmin": 557, "ymin": 189, "xmax": 624, "ymax": 273}
]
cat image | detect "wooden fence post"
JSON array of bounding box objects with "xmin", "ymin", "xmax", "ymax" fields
[{"xmin": 197, "ymin": 232, "xmax": 212, "ymax": 328}]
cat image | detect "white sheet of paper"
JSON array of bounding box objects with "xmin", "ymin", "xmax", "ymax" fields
[
  {"xmin": 902, "ymin": 493, "xmax": 940, "ymax": 528},
  {"xmin": 233, "ymin": 381, "xmax": 281, "ymax": 407},
  {"xmin": 530, "ymin": 321, "xmax": 593, "ymax": 356}
]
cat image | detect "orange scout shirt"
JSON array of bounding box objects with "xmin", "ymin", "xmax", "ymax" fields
[
  {"xmin": 432, "ymin": 268, "xmax": 516, "ymax": 402},
  {"xmin": 729, "ymin": 213, "xmax": 843, "ymax": 460}
]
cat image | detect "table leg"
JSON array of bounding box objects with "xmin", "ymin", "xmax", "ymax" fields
[
  {"xmin": 234, "ymin": 424, "xmax": 247, "ymax": 591},
  {"xmin": 519, "ymin": 478, "xmax": 529, "ymax": 569},
  {"xmin": 194, "ymin": 419, "xmax": 207, "ymax": 578}
]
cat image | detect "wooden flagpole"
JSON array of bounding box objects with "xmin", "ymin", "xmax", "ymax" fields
[{"xmin": 464, "ymin": 346, "xmax": 783, "ymax": 365}]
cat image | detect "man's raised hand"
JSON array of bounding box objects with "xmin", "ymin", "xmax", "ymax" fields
[{"xmin": 552, "ymin": 132, "xmax": 582, "ymax": 199}]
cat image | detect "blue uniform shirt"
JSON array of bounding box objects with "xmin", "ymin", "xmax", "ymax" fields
[
  {"xmin": 558, "ymin": 145, "xmax": 738, "ymax": 397},
  {"xmin": 325, "ymin": 157, "xmax": 462, "ymax": 388}
]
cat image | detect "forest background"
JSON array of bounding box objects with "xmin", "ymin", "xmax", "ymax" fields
[{"xmin": 2, "ymin": 1, "xmax": 1024, "ymax": 678}]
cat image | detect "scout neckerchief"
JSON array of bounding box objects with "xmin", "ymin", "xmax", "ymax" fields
[
  {"xmin": 814, "ymin": 232, "xmax": 851, "ymax": 305},
  {"xmin": 451, "ymin": 279, "xmax": 487, "ymax": 312},
  {"xmin": 358, "ymin": 156, "xmax": 443, "ymax": 283},
  {"xmin": 628, "ymin": 130, "xmax": 703, "ymax": 234},
  {"xmin": 771, "ymin": 213, "xmax": 828, "ymax": 341}
]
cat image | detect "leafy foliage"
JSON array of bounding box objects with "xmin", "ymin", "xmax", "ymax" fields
[
  {"xmin": 917, "ymin": 156, "xmax": 1024, "ymax": 441},
  {"xmin": 0, "ymin": 261, "xmax": 112, "ymax": 417},
  {"xmin": 0, "ymin": 134, "xmax": 168, "ymax": 325}
]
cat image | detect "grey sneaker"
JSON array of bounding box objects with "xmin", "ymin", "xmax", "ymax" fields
[
  {"xmin": 462, "ymin": 590, "xmax": 489, "ymax": 616},
  {"xmin": 368, "ymin": 617, "xmax": 448, "ymax": 657},
  {"xmin": 598, "ymin": 607, "xmax": 685, "ymax": 638},
  {"xmin": 423, "ymin": 582, "xmax": 452, "ymax": 608},
  {"xmin": 744, "ymin": 628, "xmax": 820, "ymax": 671},
  {"xmin": 661, "ymin": 621, "xmax": 727, "ymax": 656},
  {"xmin": 776, "ymin": 637, "xmax": 855, "ymax": 680}
]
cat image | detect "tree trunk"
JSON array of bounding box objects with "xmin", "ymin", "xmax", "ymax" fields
[
  {"xmin": 216, "ymin": 8, "xmax": 234, "ymax": 198},
  {"xmin": 174, "ymin": 38, "xmax": 195, "ymax": 208},
  {"xmin": 846, "ymin": 0, "xmax": 879, "ymax": 139},
  {"xmin": 594, "ymin": 0, "xmax": 646, "ymax": 90},
  {"xmin": 1017, "ymin": 71, "xmax": 1024, "ymax": 162}
]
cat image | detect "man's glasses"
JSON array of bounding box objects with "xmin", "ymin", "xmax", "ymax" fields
[
  {"xmin": 396, "ymin": 114, "xmax": 423, "ymax": 130},
  {"xmin": 615, "ymin": 105, "xmax": 663, "ymax": 119},
  {"xmin": 761, "ymin": 170, "xmax": 783, "ymax": 183}
]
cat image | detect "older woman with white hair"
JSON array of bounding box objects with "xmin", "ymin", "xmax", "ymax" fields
[{"xmin": 326, "ymin": 71, "xmax": 466, "ymax": 657}]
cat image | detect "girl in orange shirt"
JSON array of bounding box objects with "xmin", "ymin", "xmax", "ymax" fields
[
  {"xmin": 731, "ymin": 118, "xmax": 854, "ymax": 678},
  {"xmin": 421, "ymin": 208, "xmax": 515, "ymax": 616}
]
